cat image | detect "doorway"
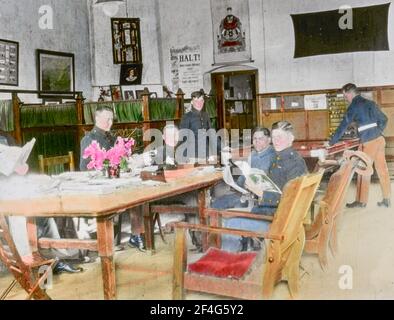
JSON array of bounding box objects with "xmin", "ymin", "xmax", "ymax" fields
[{"xmin": 211, "ymin": 70, "xmax": 258, "ymax": 141}]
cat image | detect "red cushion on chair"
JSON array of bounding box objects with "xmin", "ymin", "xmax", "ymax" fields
[{"xmin": 187, "ymin": 247, "xmax": 257, "ymax": 279}]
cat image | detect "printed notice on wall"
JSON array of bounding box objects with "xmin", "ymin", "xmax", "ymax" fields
[
  {"xmin": 170, "ymin": 45, "xmax": 202, "ymax": 97},
  {"xmin": 304, "ymin": 94, "xmax": 327, "ymax": 110}
]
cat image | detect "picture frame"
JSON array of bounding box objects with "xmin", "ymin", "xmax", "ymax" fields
[
  {"xmin": 0, "ymin": 39, "xmax": 19, "ymax": 86},
  {"xmin": 123, "ymin": 89, "xmax": 135, "ymax": 100},
  {"xmin": 135, "ymin": 90, "xmax": 145, "ymax": 99},
  {"xmin": 110, "ymin": 85, "xmax": 123, "ymax": 101},
  {"xmin": 119, "ymin": 63, "xmax": 142, "ymax": 85},
  {"xmin": 98, "ymin": 86, "xmax": 111, "ymax": 102},
  {"xmin": 111, "ymin": 18, "xmax": 142, "ymax": 64},
  {"xmin": 37, "ymin": 49, "xmax": 75, "ymax": 98}
]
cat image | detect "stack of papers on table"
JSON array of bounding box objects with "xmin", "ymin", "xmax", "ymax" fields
[
  {"xmin": 54, "ymin": 171, "xmax": 143, "ymax": 194},
  {"xmin": 0, "ymin": 174, "xmax": 60, "ymax": 200}
]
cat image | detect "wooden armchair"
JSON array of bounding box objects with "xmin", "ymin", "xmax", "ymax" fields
[
  {"xmin": 0, "ymin": 215, "xmax": 56, "ymax": 300},
  {"xmin": 172, "ymin": 172, "xmax": 323, "ymax": 300},
  {"xmin": 304, "ymin": 150, "xmax": 373, "ymax": 269}
]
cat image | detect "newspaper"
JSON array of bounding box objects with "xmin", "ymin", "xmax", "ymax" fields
[
  {"xmin": 223, "ymin": 160, "xmax": 281, "ymax": 195},
  {"xmin": 0, "ymin": 138, "xmax": 36, "ymax": 176}
]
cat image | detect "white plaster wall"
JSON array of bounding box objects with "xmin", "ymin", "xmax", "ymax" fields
[
  {"xmin": 90, "ymin": 0, "xmax": 162, "ymax": 99},
  {"xmin": 259, "ymin": 0, "xmax": 394, "ymax": 92},
  {"xmin": 158, "ymin": 0, "xmax": 394, "ymax": 94},
  {"xmin": 158, "ymin": 0, "xmax": 215, "ymax": 97},
  {"xmin": 0, "ymin": 0, "xmax": 91, "ymax": 102}
]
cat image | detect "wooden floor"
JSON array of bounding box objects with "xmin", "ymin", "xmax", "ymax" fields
[{"xmin": 1, "ymin": 181, "xmax": 393, "ymax": 300}]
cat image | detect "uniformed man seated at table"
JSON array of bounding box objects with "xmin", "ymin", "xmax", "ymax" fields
[
  {"xmin": 220, "ymin": 121, "xmax": 308, "ymax": 252},
  {"xmin": 211, "ymin": 126, "xmax": 275, "ymax": 211},
  {"xmin": 128, "ymin": 124, "xmax": 202, "ymax": 250}
]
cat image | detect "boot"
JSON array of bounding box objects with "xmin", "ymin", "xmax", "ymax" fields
[
  {"xmin": 346, "ymin": 201, "xmax": 366, "ymax": 208},
  {"xmin": 377, "ymin": 198, "xmax": 391, "ymax": 208}
]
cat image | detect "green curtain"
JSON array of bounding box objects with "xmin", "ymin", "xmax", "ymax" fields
[
  {"xmin": 84, "ymin": 101, "xmax": 143, "ymax": 124},
  {"xmin": 0, "ymin": 100, "xmax": 14, "ymax": 131},
  {"xmin": 205, "ymin": 98, "xmax": 217, "ymax": 118},
  {"xmin": 149, "ymin": 98, "xmax": 176, "ymax": 121},
  {"xmin": 21, "ymin": 103, "xmax": 77, "ymax": 128},
  {"xmin": 23, "ymin": 130, "xmax": 77, "ymax": 173},
  {"xmin": 114, "ymin": 101, "xmax": 143, "ymax": 123}
]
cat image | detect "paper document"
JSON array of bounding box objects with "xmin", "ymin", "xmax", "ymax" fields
[
  {"xmin": 0, "ymin": 138, "xmax": 36, "ymax": 176},
  {"xmin": 223, "ymin": 160, "xmax": 282, "ymax": 195}
]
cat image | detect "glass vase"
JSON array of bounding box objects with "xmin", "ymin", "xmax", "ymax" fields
[{"xmin": 107, "ymin": 165, "xmax": 120, "ymax": 179}]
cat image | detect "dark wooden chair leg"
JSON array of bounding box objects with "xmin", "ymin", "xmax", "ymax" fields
[
  {"xmin": 115, "ymin": 214, "xmax": 123, "ymax": 246},
  {"xmin": 154, "ymin": 212, "xmax": 167, "ymax": 244}
]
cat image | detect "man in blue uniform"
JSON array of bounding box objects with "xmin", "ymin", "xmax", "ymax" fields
[
  {"xmin": 212, "ymin": 126, "xmax": 275, "ymax": 210},
  {"xmin": 329, "ymin": 83, "xmax": 391, "ymax": 208},
  {"xmin": 222, "ymin": 121, "xmax": 307, "ymax": 251}
]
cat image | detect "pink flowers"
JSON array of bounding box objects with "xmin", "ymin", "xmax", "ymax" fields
[{"xmin": 83, "ymin": 137, "xmax": 135, "ymax": 171}]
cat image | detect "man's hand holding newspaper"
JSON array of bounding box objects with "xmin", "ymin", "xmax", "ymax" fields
[{"xmin": 244, "ymin": 175, "xmax": 264, "ymax": 198}]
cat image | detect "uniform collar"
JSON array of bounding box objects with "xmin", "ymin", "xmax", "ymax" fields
[
  {"xmin": 277, "ymin": 147, "xmax": 294, "ymax": 157},
  {"xmin": 352, "ymin": 95, "xmax": 363, "ymax": 103},
  {"xmin": 93, "ymin": 126, "xmax": 109, "ymax": 136},
  {"xmin": 191, "ymin": 107, "xmax": 202, "ymax": 114},
  {"xmin": 255, "ymin": 145, "xmax": 273, "ymax": 155}
]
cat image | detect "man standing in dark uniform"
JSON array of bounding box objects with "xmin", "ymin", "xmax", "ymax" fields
[
  {"xmin": 179, "ymin": 89, "xmax": 214, "ymax": 162},
  {"xmin": 329, "ymin": 83, "xmax": 391, "ymax": 208}
]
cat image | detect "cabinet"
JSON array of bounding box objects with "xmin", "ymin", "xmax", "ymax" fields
[{"xmin": 224, "ymin": 99, "xmax": 254, "ymax": 132}]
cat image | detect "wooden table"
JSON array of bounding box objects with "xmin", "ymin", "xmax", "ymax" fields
[
  {"xmin": 0, "ymin": 169, "xmax": 222, "ymax": 300},
  {"xmin": 293, "ymin": 138, "xmax": 360, "ymax": 172}
]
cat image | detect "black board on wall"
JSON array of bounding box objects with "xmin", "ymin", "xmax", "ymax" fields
[{"xmin": 291, "ymin": 3, "xmax": 390, "ymax": 58}]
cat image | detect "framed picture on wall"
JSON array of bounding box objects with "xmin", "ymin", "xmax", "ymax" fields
[
  {"xmin": 135, "ymin": 90, "xmax": 144, "ymax": 99},
  {"xmin": 119, "ymin": 63, "xmax": 142, "ymax": 85},
  {"xmin": 0, "ymin": 39, "xmax": 19, "ymax": 86},
  {"xmin": 37, "ymin": 49, "xmax": 75, "ymax": 98},
  {"xmin": 111, "ymin": 18, "xmax": 142, "ymax": 64},
  {"xmin": 123, "ymin": 90, "xmax": 135, "ymax": 100},
  {"xmin": 110, "ymin": 85, "xmax": 123, "ymax": 101}
]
